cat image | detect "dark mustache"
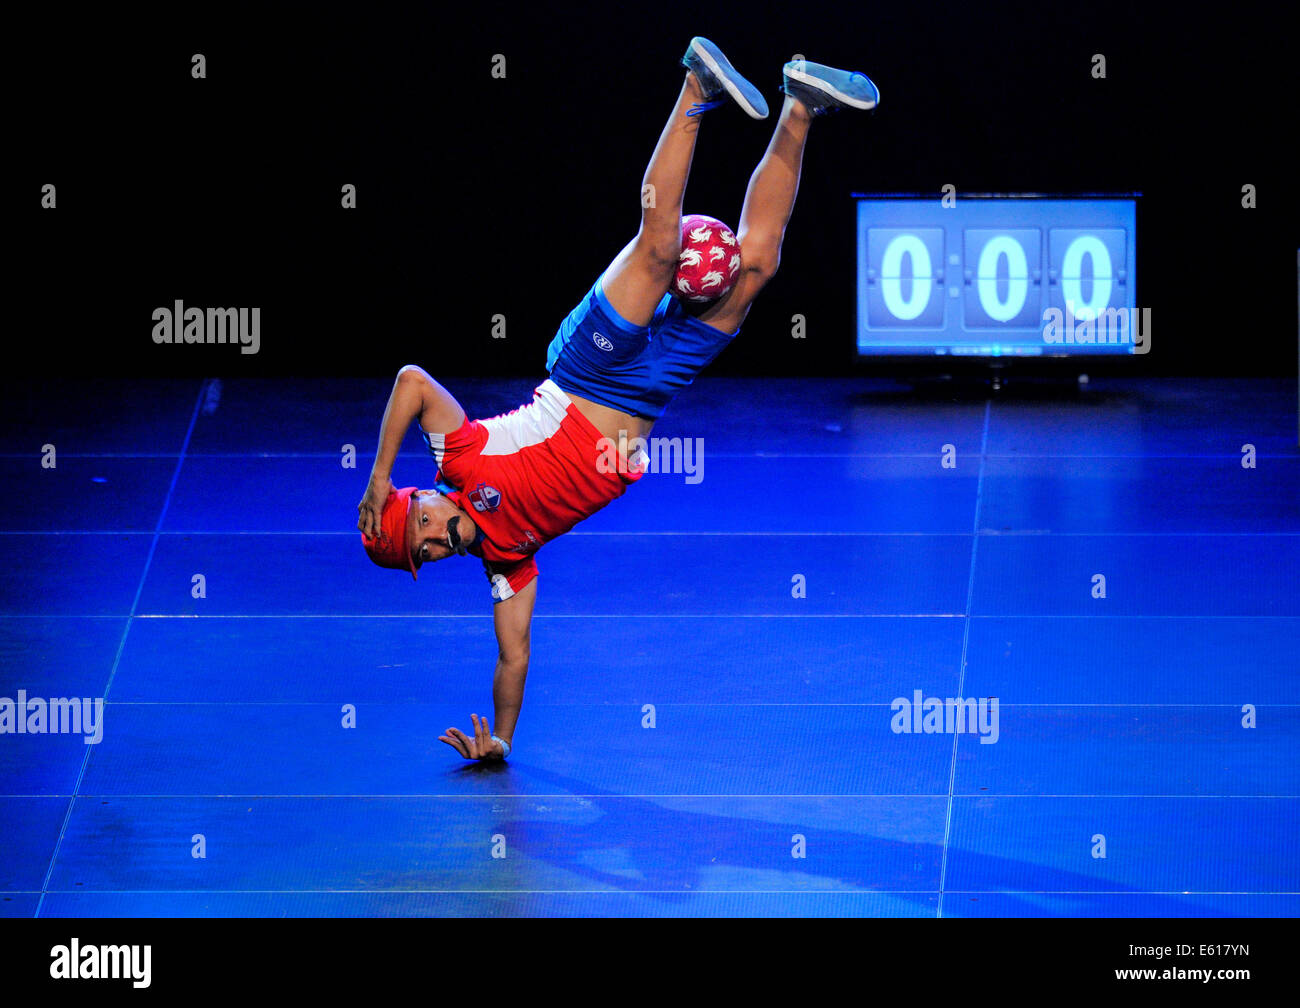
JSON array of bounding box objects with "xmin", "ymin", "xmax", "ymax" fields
[{"xmin": 446, "ymin": 515, "xmax": 467, "ymax": 555}]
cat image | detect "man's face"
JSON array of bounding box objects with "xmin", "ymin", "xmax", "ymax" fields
[{"xmin": 407, "ymin": 491, "xmax": 470, "ymax": 571}]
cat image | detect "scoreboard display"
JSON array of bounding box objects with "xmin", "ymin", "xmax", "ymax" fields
[{"xmin": 854, "ymin": 194, "xmax": 1139, "ymax": 357}]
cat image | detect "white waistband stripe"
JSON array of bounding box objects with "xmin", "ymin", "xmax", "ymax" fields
[{"xmin": 479, "ymin": 380, "xmax": 572, "ymax": 456}]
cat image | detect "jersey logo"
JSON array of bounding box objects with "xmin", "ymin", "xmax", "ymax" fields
[
  {"xmin": 468, "ymin": 483, "xmax": 502, "ymax": 513},
  {"xmin": 508, "ymin": 530, "xmax": 541, "ymax": 553},
  {"xmin": 592, "ymin": 332, "xmax": 614, "ymax": 352},
  {"xmin": 489, "ymin": 572, "xmax": 514, "ymax": 602}
]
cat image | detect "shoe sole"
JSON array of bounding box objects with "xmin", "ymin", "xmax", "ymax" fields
[
  {"xmin": 785, "ymin": 63, "xmax": 879, "ymax": 109},
  {"xmin": 689, "ymin": 38, "xmax": 769, "ymax": 119}
]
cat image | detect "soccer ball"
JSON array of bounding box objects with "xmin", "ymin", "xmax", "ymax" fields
[{"xmin": 674, "ymin": 214, "xmax": 742, "ymax": 302}]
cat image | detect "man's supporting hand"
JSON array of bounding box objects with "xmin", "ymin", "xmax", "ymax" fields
[{"xmin": 440, "ymin": 713, "xmax": 507, "ymax": 761}]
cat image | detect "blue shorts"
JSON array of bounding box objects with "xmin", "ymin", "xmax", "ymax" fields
[{"xmin": 545, "ymin": 275, "xmax": 739, "ymax": 420}]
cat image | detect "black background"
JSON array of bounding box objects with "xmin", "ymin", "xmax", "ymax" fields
[
  {"xmin": 0, "ymin": 916, "xmax": 1286, "ymax": 991},
  {"xmin": 14, "ymin": 0, "xmax": 1298, "ymax": 379}
]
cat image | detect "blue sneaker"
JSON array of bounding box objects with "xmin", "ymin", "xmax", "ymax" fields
[
  {"xmin": 781, "ymin": 60, "xmax": 879, "ymax": 115},
  {"xmin": 681, "ymin": 37, "xmax": 769, "ymax": 119}
]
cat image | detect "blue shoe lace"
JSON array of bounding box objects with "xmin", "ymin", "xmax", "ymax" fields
[{"xmin": 686, "ymin": 98, "xmax": 728, "ymax": 117}]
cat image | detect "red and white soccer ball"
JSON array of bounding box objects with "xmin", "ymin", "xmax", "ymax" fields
[{"xmin": 674, "ymin": 214, "xmax": 742, "ymax": 302}]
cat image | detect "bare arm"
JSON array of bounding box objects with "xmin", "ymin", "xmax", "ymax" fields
[
  {"xmin": 372, "ymin": 365, "xmax": 465, "ymax": 482},
  {"xmin": 358, "ymin": 365, "xmax": 466, "ymax": 538},
  {"xmin": 438, "ymin": 577, "xmax": 537, "ymax": 761},
  {"xmin": 489, "ymin": 577, "xmax": 536, "ymax": 745}
]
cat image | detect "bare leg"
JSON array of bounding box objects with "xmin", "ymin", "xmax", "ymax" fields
[
  {"xmin": 698, "ymin": 96, "xmax": 812, "ymax": 335},
  {"xmin": 601, "ymin": 72, "xmax": 709, "ymax": 327}
]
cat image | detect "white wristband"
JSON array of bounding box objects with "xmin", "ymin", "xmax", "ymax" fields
[{"xmin": 491, "ymin": 734, "xmax": 511, "ymax": 759}]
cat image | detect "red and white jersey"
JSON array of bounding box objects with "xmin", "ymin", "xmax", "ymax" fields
[{"xmin": 422, "ymin": 379, "xmax": 644, "ymax": 602}]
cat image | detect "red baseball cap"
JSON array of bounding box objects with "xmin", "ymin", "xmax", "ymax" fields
[{"xmin": 361, "ymin": 486, "xmax": 420, "ymax": 580}]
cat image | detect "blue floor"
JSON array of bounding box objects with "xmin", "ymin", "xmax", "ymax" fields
[{"xmin": 1, "ymin": 375, "xmax": 1297, "ymax": 918}]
